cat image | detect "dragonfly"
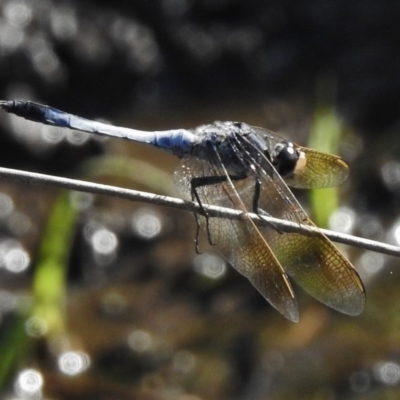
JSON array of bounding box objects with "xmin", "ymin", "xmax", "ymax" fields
[{"xmin": 0, "ymin": 100, "xmax": 365, "ymax": 322}]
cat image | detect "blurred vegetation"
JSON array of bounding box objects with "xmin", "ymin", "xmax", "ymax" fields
[{"xmin": 309, "ymin": 77, "xmax": 343, "ymax": 228}]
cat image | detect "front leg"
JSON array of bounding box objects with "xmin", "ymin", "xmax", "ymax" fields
[{"xmin": 252, "ymin": 175, "xmax": 285, "ymax": 234}]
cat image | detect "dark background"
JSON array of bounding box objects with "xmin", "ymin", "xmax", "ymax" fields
[{"xmin": 0, "ymin": 1, "xmax": 400, "ymax": 399}]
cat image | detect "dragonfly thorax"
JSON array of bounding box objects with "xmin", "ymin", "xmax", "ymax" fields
[
  {"xmin": 191, "ymin": 121, "xmax": 256, "ymax": 165},
  {"xmin": 191, "ymin": 122, "xmax": 308, "ymax": 179}
]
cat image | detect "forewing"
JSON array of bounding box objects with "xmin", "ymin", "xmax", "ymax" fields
[
  {"xmin": 173, "ymin": 153, "xmax": 299, "ymax": 322},
  {"xmin": 251, "ymin": 126, "xmax": 350, "ymax": 188},
  {"xmin": 284, "ymin": 147, "xmax": 350, "ymax": 189},
  {"xmin": 252, "ymin": 149, "xmax": 365, "ymax": 316}
]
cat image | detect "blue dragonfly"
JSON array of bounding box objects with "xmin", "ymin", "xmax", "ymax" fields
[{"xmin": 0, "ymin": 100, "xmax": 365, "ymax": 322}]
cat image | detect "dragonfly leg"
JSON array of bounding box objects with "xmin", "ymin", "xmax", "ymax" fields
[
  {"xmin": 252, "ymin": 177, "xmax": 284, "ymax": 234},
  {"xmin": 252, "ymin": 177, "xmax": 261, "ymax": 213},
  {"xmin": 191, "ymin": 174, "xmax": 246, "ymax": 249}
]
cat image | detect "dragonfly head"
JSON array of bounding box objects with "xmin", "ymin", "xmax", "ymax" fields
[{"xmin": 272, "ymin": 141, "xmax": 306, "ymax": 176}]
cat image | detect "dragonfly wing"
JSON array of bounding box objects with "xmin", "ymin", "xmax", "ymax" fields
[
  {"xmin": 251, "ymin": 126, "xmax": 350, "ymax": 188},
  {"xmin": 174, "ymin": 155, "xmax": 299, "ymax": 322},
  {"xmin": 251, "ymin": 150, "xmax": 365, "ymax": 315},
  {"xmin": 266, "ymin": 226, "xmax": 365, "ymax": 315},
  {"xmin": 283, "ymin": 147, "xmax": 350, "ymax": 189}
]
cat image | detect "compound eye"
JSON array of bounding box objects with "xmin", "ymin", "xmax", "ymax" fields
[{"xmin": 273, "ymin": 142, "xmax": 299, "ymax": 176}]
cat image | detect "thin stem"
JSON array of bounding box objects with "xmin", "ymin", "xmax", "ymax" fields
[{"xmin": 0, "ymin": 166, "xmax": 398, "ymax": 257}]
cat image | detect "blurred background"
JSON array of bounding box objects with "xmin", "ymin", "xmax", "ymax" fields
[{"xmin": 0, "ymin": 0, "xmax": 399, "ymax": 399}]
